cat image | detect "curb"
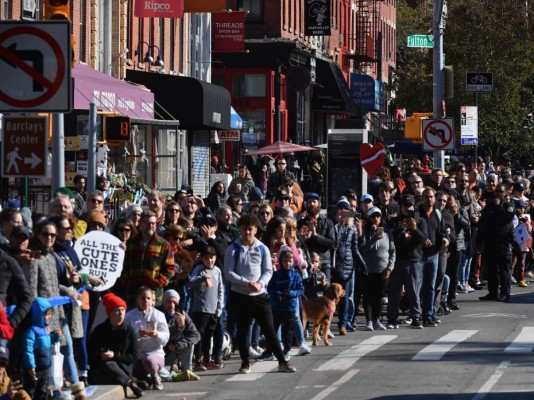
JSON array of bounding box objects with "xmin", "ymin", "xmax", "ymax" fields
[{"xmin": 90, "ymin": 385, "xmax": 124, "ymax": 400}]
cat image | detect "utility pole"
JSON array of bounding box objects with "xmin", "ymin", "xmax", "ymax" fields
[{"xmin": 433, "ymin": 0, "xmax": 446, "ymax": 169}]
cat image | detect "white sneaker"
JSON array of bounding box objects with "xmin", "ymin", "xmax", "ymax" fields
[
  {"xmin": 373, "ymin": 321, "xmax": 387, "ymax": 331},
  {"xmin": 248, "ymin": 347, "xmax": 261, "ymax": 357},
  {"xmin": 297, "ymin": 343, "xmax": 311, "ymax": 356},
  {"xmin": 457, "ymin": 284, "xmax": 468, "ymax": 293},
  {"xmin": 365, "ymin": 320, "xmax": 374, "ymax": 331},
  {"xmin": 465, "ymin": 284, "xmax": 475, "ymax": 293},
  {"xmin": 327, "ymin": 330, "xmax": 334, "ymax": 339}
]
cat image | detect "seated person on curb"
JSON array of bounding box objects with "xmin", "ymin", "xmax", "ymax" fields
[{"xmin": 158, "ymin": 290, "xmax": 201, "ymax": 382}]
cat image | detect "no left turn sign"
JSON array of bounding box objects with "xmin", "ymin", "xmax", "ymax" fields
[
  {"xmin": 422, "ymin": 118, "xmax": 455, "ymax": 151},
  {"xmin": 0, "ymin": 21, "xmax": 71, "ymax": 112}
]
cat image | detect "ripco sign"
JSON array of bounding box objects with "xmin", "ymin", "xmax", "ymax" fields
[{"xmin": 134, "ymin": 0, "xmax": 183, "ymax": 18}]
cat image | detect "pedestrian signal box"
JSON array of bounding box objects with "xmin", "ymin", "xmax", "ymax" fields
[
  {"xmin": 405, "ymin": 113, "xmax": 433, "ymax": 141},
  {"xmin": 104, "ymin": 116, "xmax": 130, "ymax": 142}
]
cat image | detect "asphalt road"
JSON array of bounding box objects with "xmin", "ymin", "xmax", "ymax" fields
[{"xmin": 136, "ymin": 282, "xmax": 534, "ymax": 400}]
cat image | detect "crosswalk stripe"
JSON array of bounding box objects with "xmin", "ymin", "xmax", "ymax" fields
[
  {"xmin": 412, "ymin": 330, "xmax": 478, "ymax": 361},
  {"xmin": 310, "ymin": 369, "xmax": 359, "ymax": 400},
  {"xmin": 472, "ymin": 361, "xmax": 510, "ymax": 400},
  {"xmin": 226, "ymin": 349, "xmax": 298, "ymax": 381},
  {"xmin": 505, "ymin": 326, "xmax": 534, "ymax": 352},
  {"xmin": 314, "ymin": 335, "xmax": 397, "ymax": 371}
]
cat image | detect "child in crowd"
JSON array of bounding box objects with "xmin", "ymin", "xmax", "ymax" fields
[
  {"xmin": 266, "ymin": 248, "xmax": 305, "ymax": 359},
  {"xmin": 303, "ymin": 252, "xmax": 328, "ymax": 299},
  {"xmin": 21, "ymin": 298, "xmax": 62, "ymax": 400},
  {"xmin": 189, "ymin": 246, "xmax": 224, "ymax": 370}
]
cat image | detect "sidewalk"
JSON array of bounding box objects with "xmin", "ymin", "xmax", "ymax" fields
[{"xmin": 86, "ymin": 385, "xmax": 124, "ymax": 400}]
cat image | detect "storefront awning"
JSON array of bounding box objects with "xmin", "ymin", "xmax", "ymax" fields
[
  {"xmin": 72, "ymin": 64, "xmax": 155, "ymax": 119},
  {"xmin": 126, "ymin": 70, "xmax": 231, "ymax": 130},
  {"xmin": 313, "ymin": 59, "xmax": 357, "ymax": 116},
  {"xmin": 231, "ymin": 107, "xmax": 243, "ymax": 129}
]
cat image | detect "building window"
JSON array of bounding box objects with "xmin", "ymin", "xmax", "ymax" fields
[
  {"xmin": 238, "ymin": 0, "xmax": 264, "ymax": 22},
  {"xmin": 241, "ymin": 110, "xmax": 266, "ymax": 148},
  {"xmin": 232, "ymin": 74, "xmax": 266, "ymax": 97}
]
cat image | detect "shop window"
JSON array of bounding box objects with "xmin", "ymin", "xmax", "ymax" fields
[
  {"xmin": 240, "ymin": 109, "xmax": 266, "ymax": 148},
  {"xmin": 238, "ymin": 0, "xmax": 264, "ymax": 22},
  {"xmin": 232, "ymin": 74, "xmax": 266, "ymax": 97}
]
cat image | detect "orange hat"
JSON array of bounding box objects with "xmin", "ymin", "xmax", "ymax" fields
[
  {"xmin": 102, "ymin": 293, "xmax": 127, "ymax": 315},
  {"xmin": 86, "ymin": 210, "xmax": 107, "ymax": 227}
]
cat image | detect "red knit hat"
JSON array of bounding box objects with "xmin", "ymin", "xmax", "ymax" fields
[{"xmin": 102, "ymin": 293, "xmax": 127, "ymax": 315}]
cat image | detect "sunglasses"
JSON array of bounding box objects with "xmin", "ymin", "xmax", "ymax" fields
[
  {"xmin": 370, "ymin": 214, "xmax": 381, "ymax": 218},
  {"xmin": 60, "ymin": 226, "xmax": 73, "ymax": 230},
  {"xmin": 91, "ymin": 198, "xmax": 103, "ymax": 204},
  {"xmin": 40, "ymin": 232, "xmax": 56, "ymax": 238},
  {"xmin": 260, "ymin": 211, "xmax": 271, "ymax": 216},
  {"xmin": 118, "ymin": 227, "xmax": 131, "ymax": 232},
  {"xmin": 168, "ymin": 208, "xmax": 181, "ymax": 213}
]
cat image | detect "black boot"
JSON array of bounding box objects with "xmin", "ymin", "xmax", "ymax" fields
[{"xmin": 122, "ymin": 379, "xmax": 144, "ymax": 398}]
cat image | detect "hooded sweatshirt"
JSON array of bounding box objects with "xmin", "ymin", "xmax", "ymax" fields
[
  {"xmin": 22, "ymin": 298, "xmax": 61, "ymax": 371},
  {"xmin": 267, "ymin": 248, "xmax": 304, "ymax": 312}
]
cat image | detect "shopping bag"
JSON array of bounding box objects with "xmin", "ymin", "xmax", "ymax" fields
[{"xmin": 47, "ymin": 341, "xmax": 64, "ymax": 390}]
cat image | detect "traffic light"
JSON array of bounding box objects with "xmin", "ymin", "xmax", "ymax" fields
[
  {"xmin": 44, "ymin": 0, "xmax": 70, "ymax": 20},
  {"xmin": 105, "ymin": 116, "xmax": 131, "ymax": 142},
  {"xmin": 405, "ymin": 113, "xmax": 433, "ymax": 141}
]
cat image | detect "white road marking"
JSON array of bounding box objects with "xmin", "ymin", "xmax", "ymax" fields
[
  {"xmin": 412, "ymin": 330, "xmax": 478, "ymax": 361},
  {"xmin": 461, "ymin": 313, "xmax": 527, "ymax": 319},
  {"xmin": 310, "ymin": 369, "xmax": 359, "ymax": 400},
  {"xmin": 315, "ymin": 335, "xmax": 397, "ymax": 371},
  {"xmin": 226, "ymin": 349, "xmax": 298, "ymax": 381},
  {"xmin": 163, "ymin": 393, "xmax": 207, "ymax": 397},
  {"xmin": 505, "ymin": 327, "xmax": 534, "ymax": 352},
  {"xmin": 472, "ymin": 361, "xmax": 510, "ymax": 400}
]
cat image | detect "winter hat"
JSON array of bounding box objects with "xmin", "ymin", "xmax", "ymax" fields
[
  {"xmin": 86, "ymin": 210, "xmax": 107, "ymax": 227},
  {"xmin": 102, "ymin": 293, "xmax": 127, "ymax": 315},
  {"xmin": 336, "ymin": 196, "xmax": 351, "ymax": 210},
  {"xmin": 162, "ymin": 289, "xmax": 180, "ymax": 305},
  {"xmin": 125, "ymin": 204, "xmax": 143, "ymax": 219}
]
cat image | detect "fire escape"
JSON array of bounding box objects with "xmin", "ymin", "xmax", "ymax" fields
[{"xmin": 343, "ymin": 0, "xmax": 381, "ymax": 73}]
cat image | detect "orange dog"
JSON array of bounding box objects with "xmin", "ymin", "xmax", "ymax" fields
[
  {"xmin": 302, "ymin": 283, "xmax": 346, "ymax": 346},
  {"xmin": 174, "ymin": 248, "xmax": 195, "ymax": 273}
]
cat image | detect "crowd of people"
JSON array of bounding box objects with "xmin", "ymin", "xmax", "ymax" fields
[{"xmin": 0, "ymin": 154, "xmax": 531, "ymax": 399}]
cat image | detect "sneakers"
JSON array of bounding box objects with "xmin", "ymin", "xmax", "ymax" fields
[
  {"xmin": 479, "ymin": 293, "xmax": 498, "ymax": 301},
  {"xmin": 327, "ymin": 330, "xmax": 334, "ymax": 338},
  {"xmin": 373, "ymin": 321, "xmax": 387, "ymax": 331},
  {"xmin": 365, "ymin": 320, "xmax": 374, "ymax": 331},
  {"xmin": 248, "ymin": 346, "xmax": 262, "ymax": 357},
  {"xmin": 410, "ymin": 318, "xmax": 423, "ymax": 329},
  {"xmin": 431, "ymin": 315, "xmax": 441, "ymax": 324},
  {"xmin": 239, "ymin": 362, "xmax": 250, "ymax": 374},
  {"xmin": 519, "ymin": 280, "xmax": 528, "ymax": 288},
  {"xmin": 465, "ymin": 284, "xmax": 475, "ymax": 293},
  {"xmin": 527, "ymin": 271, "xmax": 533, "ymax": 278},
  {"xmin": 422, "ymin": 318, "xmax": 437, "ymax": 327},
  {"xmin": 386, "ymin": 321, "xmax": 399, "ymax": 329},
  {"xmin": 402, "ymin": 317, "xmax": 412, "ymax": 325},
  {"xmin": 152, "ymin": 374, "xmax": 163, "ymax": 390},
  {"xmin": 194, "ymin": 361, "xmax": 207, "ymax": 372},
  {"xmin": 511, "ymin": 276, "xmax": 517, "ymax": 284},
  {"xmin": 345, "ymin": 323, "xmax": 355, "ymax": 332},
  {"xmin": 283, "ymin": 353, "xmax": 291, "ymax": 362},
  {"xmin": 297, "ymin": 343, "xmax": 311, "ymax": 356},
  {"xmin": 457, "ymin": 284, "xmax": 468, "ymax": 293},
  {"xmin": 256, "ymin": 352, "xmax": 274, "ymax": 361},
  {"xmin": 205, "ymin": 361, "xmax": 224, "ymax": 370},
  {"xmin": 278, "ymin": 362, "xmax": 296, "ymax": 373},
  {"xmin": 448, "ymin": 301, "xmax": 460, "ymax": 310}
]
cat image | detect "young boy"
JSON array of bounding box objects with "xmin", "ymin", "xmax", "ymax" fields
[
  {"xmin": 303, "ymin": 251, "xmax": 328, "ymax": 299},
  {"xmin": 188, "ymin": 246, "xmax": 224, "ymax": 370},
  {"xmin": 21, "ymin": 298, "xmax": 62, "ymax": 400},
  {"xmin": 267, "ymin": 248, "xmax": 305, "ymax": 359}
]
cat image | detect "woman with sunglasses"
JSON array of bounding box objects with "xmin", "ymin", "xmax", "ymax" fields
[
  {"xmin": 49, "ymin": 215, "xmax": 102, "ymax": 386},
  {"xmin": 112, "ymin": 218, "xmax": 137, "ymax": 246},
  {"xmin": 22, "ymin": 220, "xmax": 82, "ymax": 391},
  {"xmin": 256, "ymin": 204, "xmax": 273, "ymax": 240},
  {"xmin": 359, "ymin": 207, "xmax": 395, "ymax": 331},
  {"xmin": 226, "ymin": 196, "xmax": 244, "ymax": 226},
  {"xmin": 163, "ymin": 201, "xmax": 183, "ymax": 230}
]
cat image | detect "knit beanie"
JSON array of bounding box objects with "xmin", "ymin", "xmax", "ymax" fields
[
  {"xmin": 102, "ymin": 293, "xmax": 127, "ymax": 315},
  {"xmin": 162, "ymin": 289, "xmax": 180, "ymax": 304}
]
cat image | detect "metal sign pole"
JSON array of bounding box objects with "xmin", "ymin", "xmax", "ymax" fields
[
  {"xmin": 433, "ymin": 0, "xmax": 445, "ymax": 170},
  {"xmin": 87, "ymin": 103, "xmax": 97, "ymax": 195},
  {"xmin": 51, "ymin": 112, "xmax": 65, "ymax": 192}
]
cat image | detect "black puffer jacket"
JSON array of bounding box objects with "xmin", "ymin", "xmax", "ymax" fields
[{"xmin": 0, "ymin": 248, "xmax": 32, "ymax": 330}]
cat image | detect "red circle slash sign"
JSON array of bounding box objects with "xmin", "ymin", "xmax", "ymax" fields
[{"xmin": 0, "ymin": 26, "xmax": 65, "ymax": 108}]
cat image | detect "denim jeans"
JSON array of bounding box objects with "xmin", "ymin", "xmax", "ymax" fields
[
  {"xmin": 291, "ymin": 298, "xmax": 305, "ymax": 346},
  {"xmin": 333, "ymin": 277, "xmax": 353, "ymax": 328},
  {"xmin": 419, "ymin": 254, "xmax": 439, "ymax": 318},
  {"xmin": 61, "ymin": 319, "xmax": 80, "ymax": 384}
]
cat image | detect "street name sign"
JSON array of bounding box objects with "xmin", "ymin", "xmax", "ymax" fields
[
  {"xmin": 2, "ymin": 116, "xmax": 48, "ymax": 177},
  {"xmin": 407, "ymin": 35, "xmax": 433, "ymax": 48},
  {"xmin": 466, "ymin": 72, "xmax": 493, "ymax": 92},
  {"xmin": 0, "ymin": 21, "xmax": 71, "ymax": 112},
  {"xmin": 422, "ymin": 118, "xmax": 455, "ymax": 151}
]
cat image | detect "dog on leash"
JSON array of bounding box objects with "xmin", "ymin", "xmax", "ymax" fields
[{"xmin": 301, "ymin": 283, "xmax": 346, "ymax": 346}]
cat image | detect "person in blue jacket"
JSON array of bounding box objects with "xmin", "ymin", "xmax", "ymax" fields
[
  {"xmin": 267, "ymin": 247, "xmax": 305, "ymax": 359},
  {"xmin": 21, "ymin": 297, "xmax": 62, "ymax": 400}
]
